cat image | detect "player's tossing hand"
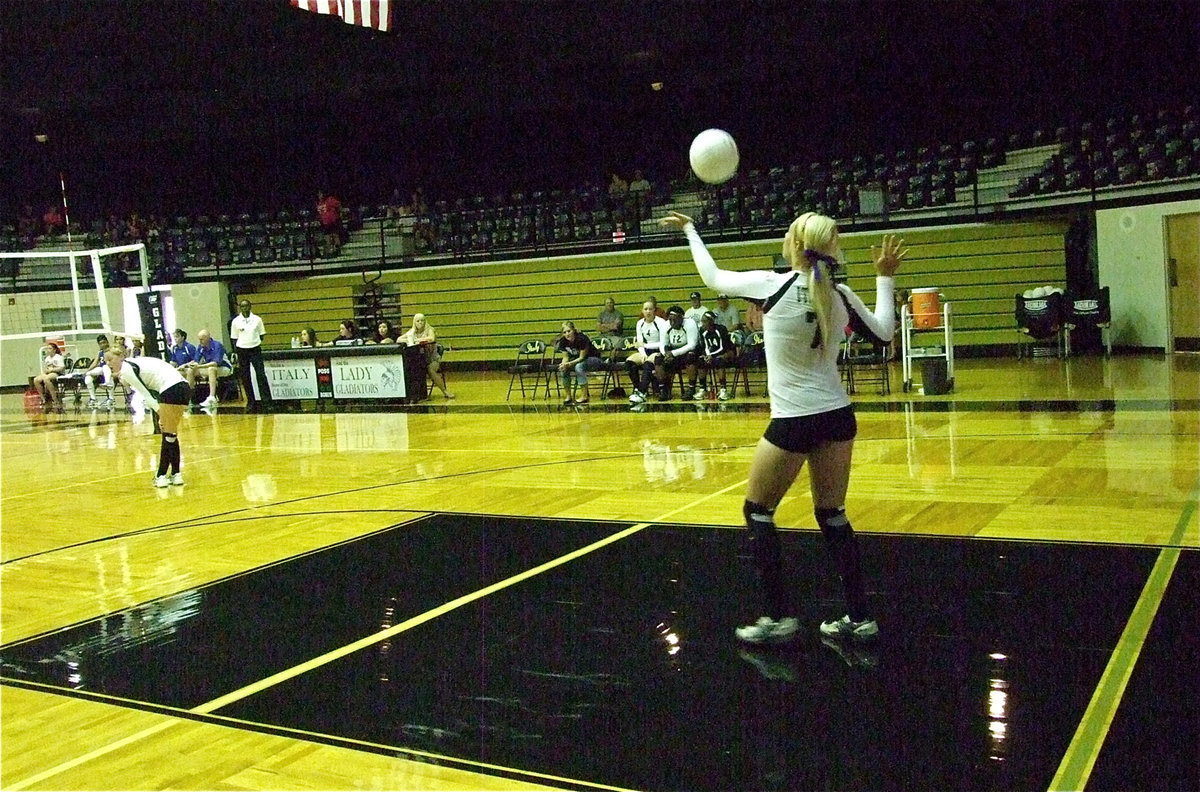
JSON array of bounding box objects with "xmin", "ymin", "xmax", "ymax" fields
[
  {"xmin": 660, "ymin": 211, "xmax": 693, "ymax": 231},
  {"xmin": 871, "ymin": 234, "xmax": 907, "ymax": 277}
]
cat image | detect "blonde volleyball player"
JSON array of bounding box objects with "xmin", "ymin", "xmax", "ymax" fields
[
  {"xmin": 662, "ymin": 210, "xmax": 905, "ymax": 645},
  {"xmin": 105, "ymin": 344, "xmax": 192, "ymax": 488}
]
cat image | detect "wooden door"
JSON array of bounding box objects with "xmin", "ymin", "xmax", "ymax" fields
[{"xmin": 1165, "ymin": 213, "xmax": 1200, "ymax": 351}]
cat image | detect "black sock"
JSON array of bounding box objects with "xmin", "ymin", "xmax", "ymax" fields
[
  {"xmin": 157, "ymin": 434, "xmax": 173, "ymax": 476},
  {"xmin": 816, "ymin": 507, "xmax": 868, "ymax": 621},
  {"xmin": 162, "ymin": 433, "xmax": 180, "ymax": 475},
  {"xmin": 744, "ymin": 500, "xmax": 788, "ymax": 619}
]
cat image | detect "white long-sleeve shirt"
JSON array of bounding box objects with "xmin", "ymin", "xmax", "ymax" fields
[
  {"xmin": 634, "ymin": 316, "xmax": 671, "ymax": 355},
  {"xmin": 684, "ymin": 223, "xmax": 894, "ymax": 418},
  {"xmin": 664, "ymin": 316, "xmax": 700, "ymax": 356}
]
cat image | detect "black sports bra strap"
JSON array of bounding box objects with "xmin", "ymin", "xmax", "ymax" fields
[{"xmin": 762, "ymin": 272, "xmax": 801, "ymax": 315}]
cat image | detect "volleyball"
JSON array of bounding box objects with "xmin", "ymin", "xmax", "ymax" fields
[{"xmin": 689, "ymin": 128, "xmax": 739, "ymax": 184}]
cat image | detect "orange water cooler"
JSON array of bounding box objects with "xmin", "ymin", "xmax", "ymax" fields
[{"xmin": 911, "ymin": 288, "xmax": 942, "ymax": 329}]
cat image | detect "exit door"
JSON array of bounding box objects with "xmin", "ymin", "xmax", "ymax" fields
[{"xmin": 1165, "ymin": 213, "xmax": 1200, "ymax": 352}]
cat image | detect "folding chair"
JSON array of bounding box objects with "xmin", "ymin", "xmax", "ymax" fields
[
  {"xmin": 56, "ymin": 357, "xmax": 92, "ymax": 410},
  {"xmin": 426, "ymin": 343, "xmax": 449, "ymax": 392},
  {"xmin": 1064, "ymin": 286, "xmax": 1112, "ymax": 357},
  {"xmin": 842, "ymin": 333, "xmax": 891, "ymax": 395},
  {"xmin": 730, "ymin": 330, "xmax": 767, "ymax": 396},
  {"xmin": 506, "ymin": 340, "xmax": 548, "ymax": 399},
  {"xmin": 594, "ymin": 336, "xmax": 624, "ymax": 399},
  {"xmin": 1016, "ymin": 291, "xmax": 1066, "ymax": 359}
]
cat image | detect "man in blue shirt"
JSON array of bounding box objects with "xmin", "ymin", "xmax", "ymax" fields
[
  {"xmin": 168, "ymin": 329, "xmax": 197, "ymax": 368},
  {"xmin": 181, "ymin": 328, "xmax": 233, "ymax": 408}
]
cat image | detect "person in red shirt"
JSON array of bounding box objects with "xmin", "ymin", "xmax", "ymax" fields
[
  {"xmin": 316, "ymin": 190, "xmax": 343, "ymax": 257},
  {"xmin": 42, "ymin": 204, "xmax": 64, "ymax": 238}
]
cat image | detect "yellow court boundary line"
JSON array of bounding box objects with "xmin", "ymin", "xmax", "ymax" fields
[
  {"xmin": 7, "ymin": 477, "xmax": 749, "ymax": 790},
  {"xmin": 1049, "ymin": 491, "xmax": 1197, "ymax": 791},
  {"xmin": 191, "ymin": 521, "xmax": 651, "ymax": 713}
]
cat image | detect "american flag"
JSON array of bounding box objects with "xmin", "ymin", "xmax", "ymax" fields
[{"xmin": 290, "ymin": 0, "xmax": 392, "ymax": 33}]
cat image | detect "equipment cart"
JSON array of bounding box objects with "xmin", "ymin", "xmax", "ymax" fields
[{"xmin": 901, "ymin": 302, "xmax": 955, "ymax": 393}]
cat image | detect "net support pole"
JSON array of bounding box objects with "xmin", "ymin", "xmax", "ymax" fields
[
  {"xmin": 68, "ymin": 252, "xmax": 84, "ymax": 333},
  {"xmin": 91, "ymin": 251, "xmax": 112, "ymax": 331},
  {"xmin": 137, "ymin": 245, "xmax": 149, "ymax": 291}
]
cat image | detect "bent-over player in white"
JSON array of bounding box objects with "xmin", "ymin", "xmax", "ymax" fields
[
  {"xmin": 106, "ymin": 345, "xmax": 193, "ymax": 488},
  {"xmin": 662, "ymin": 209, "xmax": 905, "ymax": 645}
]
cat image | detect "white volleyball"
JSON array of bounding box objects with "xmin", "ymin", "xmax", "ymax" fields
[{"xmin": 689, "ymin": 128, "xmax": 739, "ymax": 184}]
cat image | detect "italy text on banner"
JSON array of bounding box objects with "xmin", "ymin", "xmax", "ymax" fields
[{"xmin": 289, "ymin": 0, "xmax": 392, "ymax": 33}]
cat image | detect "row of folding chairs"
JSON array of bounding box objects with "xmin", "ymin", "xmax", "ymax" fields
[{"xmin": 504, "ymin": 331, "xmax": 771, "ymax": 401}]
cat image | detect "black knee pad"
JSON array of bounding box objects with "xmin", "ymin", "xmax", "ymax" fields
[{"xmin": 744, "ymin": 500, "xmax": 780, "ymax": 568}]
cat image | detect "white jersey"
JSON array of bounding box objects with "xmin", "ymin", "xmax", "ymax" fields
[
  {"xmin": 119, "ymin": 356, "xmax": 185, "ymax": 406},
  {"xmin": 635, "ymin": 316, "xmax": 670, "ymax": 354},
  {"xmin": 665, "ymin": 316, "xmax": 700, "ymax": 355},
  {"xmin": 684, "ymin": 223, "xmax": 894, "ymax": 418}
]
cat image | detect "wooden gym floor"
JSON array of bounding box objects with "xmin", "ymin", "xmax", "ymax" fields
[{"xmin": 1, "ymin": 353, "xmax": 1197, "ymax": 791}]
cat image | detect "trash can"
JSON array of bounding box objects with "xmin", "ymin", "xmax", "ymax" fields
[{"xmin": 921, "ymin": 358, "xmax": 951, "ymax": 395}]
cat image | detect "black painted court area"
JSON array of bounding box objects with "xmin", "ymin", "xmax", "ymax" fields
[{"xmin": 2, "ymin": 515, "xmax": 1196, "ymax": 791}]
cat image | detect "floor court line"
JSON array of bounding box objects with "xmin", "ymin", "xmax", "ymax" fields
[
  {"xmin": 1049, "ymin": 490, "xmax": 1197, "ymax": 791},
  {"xmin": 7, "ymin": 477, "xmax": 751, "ymax": 790}
]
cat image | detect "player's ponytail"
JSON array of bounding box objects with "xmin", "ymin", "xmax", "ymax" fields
[{"xmin": 787, "ymin": 212, "xmax": 839, "ymax": 348}]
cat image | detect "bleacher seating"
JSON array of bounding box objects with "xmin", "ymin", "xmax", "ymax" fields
[{"xmin": 245, "ymin": 219, "xmax": 1069, "ymax": 367}]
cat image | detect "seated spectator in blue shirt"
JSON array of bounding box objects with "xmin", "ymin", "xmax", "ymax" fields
[
  {"xmin": 168, "ymin": 329, "xmax": 197, "ymax": 368},
  {"xmin": 181, "ymin": 328, "xmax": 233, "ymax": 408}
]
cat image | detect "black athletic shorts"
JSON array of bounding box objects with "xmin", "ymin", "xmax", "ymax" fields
[
  {"xmin": 762, "ymin": 404, "xmax": 857, "ymax": 454},
  {"xmin": 160, "ymin": 381, "xmax": 192, "ymax": 406}
]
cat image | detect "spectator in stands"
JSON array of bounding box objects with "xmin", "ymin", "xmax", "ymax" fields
[
  {"xmin": 32, "ymin": 341, "xmax": 66, "ymax": 412},
  {"xmin": 298, "ymin": 327, "xmax": 319, "ymax": 348},
  {"xmin": 368, "ymin": 319, "xmax": 399, "ymax": 344},
  {"xmin": 744, "ymin": 299, "xmax": 764, "ymax": 332},
  {"xmin": 130, "ymin": 335, "xmax": 145, "ymax": 357},
  {"xmin": 628, "ymin": 170, "xmax": 652, "ymax": 219},
  {"xmin": 182, "ymin": 329, "xmax": 233, "ymax": 410},
  {"xmin": 385, "ymin": 188, "xmax": 405, "ymax": 224},
  {"xmin": 597, "ymin": 297, "xmax": 624, "ymax": 342},
  {"xmin": 608, "ymin": 173, "xmax": 628, "ymax": 206},
  {"xmin": 231, "ymin": 298, "xmax": 272, "ymax": 413},
  {"xmin": 104, "ymin": 213, "xmax": 124, "ymax": 245},
  {"xmin": 713, "ymin": 293, "xmax": 741, "ymax": 331},
  {"xmin": 629, "ymin": 170, "xmax": 652, "ymax": 199},
  {"xmin": 658, "ymin": 305, "xmax": 700, "ymax": 399},
  {"xmin": 83, "ymin": 334, "xmax": 116, "ymax": 409},
  {"xmin": 125, "ymin": 211, "xmax": 148, "ymax": 243},
  {"xmin": 626, "ymin": 300, "xmax": 670, "ymax": 404},
  {"xmin": 694, "ymin": 311, "xmax": 735, "ymax": 401},
  {"xmin": 328, "ymin": 319, "xmax": 361, "ymax": 346},
  {"xmin": 555, "ymin": 321, "xmax": 602, "ymax": 405},
  {"xmin": 17, "ymin": 204, "xmax": 38, "ymax": 248},
  {"xmin": 647, "ymin": 294, "xmax": 668, "ymax": 319},
  {"xmin": 685, "ymin": 291, "xmax": 709, "ymax": 327},
  {"xmin": 317, "ymin": 190, "xmax": 344, "ymax": 257},
  {"xmin": 42, "ymin": 204, "xmax": 65, "ymax": 238},
  {"xmin": 402, "ymin": 313, "xmax": 453, "ymax": 399},
  {"xmin": 168, "ymin": 329, "xmax": 197, "ymax": 368}
]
